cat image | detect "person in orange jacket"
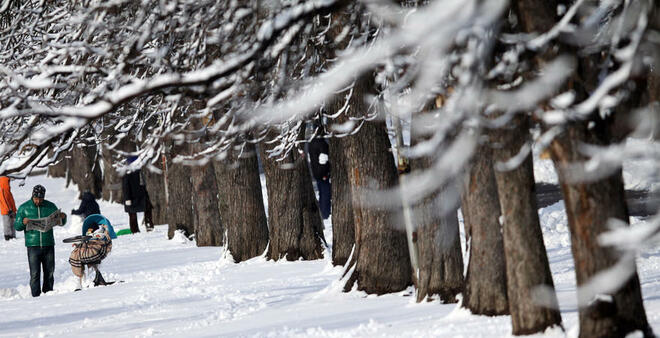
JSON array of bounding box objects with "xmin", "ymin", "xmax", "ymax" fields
[{"xmin": 0, "ymin": 176, "xmax": 17, "ymax": 240}]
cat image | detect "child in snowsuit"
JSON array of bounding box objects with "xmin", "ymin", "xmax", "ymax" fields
[{"xmin": 69, "ymin": 214, "xmax": 117, "ymax": 290}]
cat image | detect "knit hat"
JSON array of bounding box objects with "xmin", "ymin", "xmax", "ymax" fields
[{"xmin": 32, "ymin": 185, "xmax": 46, "ymax": 198}]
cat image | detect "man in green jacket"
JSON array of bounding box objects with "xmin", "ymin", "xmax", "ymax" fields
[{"xmin": 14, "ymin": 185, "xmax": 66, "ymax": 297}]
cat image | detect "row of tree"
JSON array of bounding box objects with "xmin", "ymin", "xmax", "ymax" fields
[{"xmin": 1, "ymin": 0, "xmax": 659, "ymax": 336}]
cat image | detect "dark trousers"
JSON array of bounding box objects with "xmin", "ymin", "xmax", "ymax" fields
[
  {"xmin": 316, "ymin": 178, "xmax": 331, "ymax": 219},
  {"xmin": 27, "ymin": 246, "xmax": 55, "ymax": 297},
  {"xmin": 128, "ymin": 194, "xmax": 154, "ymax": 233},
  {"xmin": 128, "ymin": 212, "xmax": 139, "ymax": 233}
]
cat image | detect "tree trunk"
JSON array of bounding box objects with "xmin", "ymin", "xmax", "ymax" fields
[
  {"xmin": 260, "ymin": 138, "xmax": 323, "ymax": 261},
  {"xmin": 100, "ymin": 141, "xmax": 129, "ymax": 204},
  {"xmin": 191, "ymin": 159, "xmax": 224, "ymax": 246},
  {"xmin": 328, "ymin": 107, "xmax": 355, "ymax": 266},
  {"xmin": 461, "ymin": 142, "xmax": 509, "ymax": 315},
  {"xmin": 550, "ymin": 123, "xmax": 652, "ymax": 337},
  {"xmin": 187, "ymin": 108, "xmax": 224, "ymax": 246},
  {"xmin": 166, "ymin": 145, "xmax": 195, "ymax": 240},
  {"xmin": 47, "ymin": 151, "xmax": 67, "ymax": 178},
  {"xmin": 341, "ymin": 118, "xmax": 412, "ymax": 294},
  {"xmin": 413, "ymin": 156, "xmax": 464, "ymax": 303},
  {"xmin": 340, "ymin": 75, "xmax": 412, "ymax": 294},
  {"xmin": 214, "ymin": 144, "xmax": 269, "ymax": 262},
  {"xmin": 143, "ymin": 158, "xmax": 168, "ymax": 226},
  {"xmin": 69, "ymin": 145, "xmax": 103, "ymax": 199},
  {"xmin": 328, "ymin": 136, "xmax": 355, "ymax": 266},
  {"xmin": 492, "ymin": 115, "xmax": 562, "ymax": 334}
]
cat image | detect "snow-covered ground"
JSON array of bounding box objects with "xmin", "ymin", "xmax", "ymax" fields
[{"xmin": 0, "ymin": 170, "xmax": 659, "ymax": 337}]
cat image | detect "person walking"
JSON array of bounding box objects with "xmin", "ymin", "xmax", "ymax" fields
[
  {"xmin": 307, "ymin": 137, "xmax": 331, "ymax": 219},
  {"xmin": 0, "ymin": 176, "xmax": 17, "ymax": 240},
  {"xmin": 122, "ymin": 157, "xmax": 154, "ymax": 233},
  {"xmin": 14, "ymin": 185, "xmax": 67, "ymax": 297}
]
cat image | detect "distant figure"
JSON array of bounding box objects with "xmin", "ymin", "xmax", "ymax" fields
[
  {"xmin": 14, "ymin": 185, "xmax": 67, "ymax": 297},
  {"xmin": 308, "ymin": 137, "xmax": 331, "ymax": 219},
  {"xmin": 69, "ymin": 214, "xmax": 117, "ymax": 290},
  {"xmin": 71, "ymin": 191, "xmax": 100, "ymax": 220},
  {"xmin": 0, "ymin": 176, "xmax": 17, "ymax": 240},
  {"xmin": 122, "ymin": 157, "xmax": 154, "ymax": 233}
]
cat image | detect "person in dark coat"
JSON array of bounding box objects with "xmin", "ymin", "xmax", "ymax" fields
[
  {"xmin": 122, "ymin": 157, "xmax": 154, "ymax": 233},
  {"xmin": 71, "ymin": 191, "xmax": 100, "ymax": 220},
  {"xmin": 307, "ymin": 137, "xmax": 331, "ymax": 219}
]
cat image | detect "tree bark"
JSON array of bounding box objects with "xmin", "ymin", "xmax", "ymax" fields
[
  {"xmin": 328, "ymin": 136, "xmax": 355, "ymax": 266},
  {"xmin": 341, "ymin": 118, "xmax": 412, "ymax": 294},
  {"xmin": 188, "ymin": 110, "xmax": 225, "ymax": 247},
  {"xmin": 260, "ymin": 138, "xmax": 324, "ymax": 261},
  {"xmin": 461, "ymin": 142, "xmax": 509, "ymax": 315},
  {"xmin": 328, "ymin": 109, "xmax": 355, "ymax": 266},
  {"xmin": 413, "ymin": 155, "xmax": 464, "ymax": 303},
  {"xmin": 550, "ymin": 123, "xmax": 652, "ymax": 338},
  {"xmin": 214, "ymin": 144, "xmax": 269, "ymax": 262},
  {"xmin": 339, "ymin": 75, "xmax": 412, "ymax": 295},
  {"xmin": 100, "ymin": 135, "xmax": 131, "ymax": 204},
  {"xmin": 143, "ymin": 158, "xmax": 168, "ymax": 226},
  {"xmin": 191, "ymin": 159, "xmax": 224, "ymax": 246},
  {"xmin": 47, "ymin": 151, "xmax": 67, "ymax": 178},
  {"xmin": 491, "ymin": 115, "xmax": 562, "ymax": 334},
  {"xmin": 69, "ymin": 145, "xmax": 103, "ymax": 199},
  {"xmin": 166, "ymin": 144, "xmax": 195, "ymax": 240}
]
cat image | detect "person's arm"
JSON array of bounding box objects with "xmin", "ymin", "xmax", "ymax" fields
[
  {"xmin": 71, "ymin": 202, "xmax": 82, "ymax": 215},
  {"xmin": 122, "ymin": 175, "xmax": 132, "ymax": 206},
  {"xmin": 14, "ymin": 205, "xmax": 25, "ymax": 231},
  {"xmin": 48, "ymin": 202, "xmax": 67, "ymax": 225},
  {"xmin": 71, "ymin": 199, "xmax": 89, "ymax": 215},
  {"xmin": 6, "ymin": 193, "xmax": 16, "ymax": 217},
  {"xmin": 7, "ymin": 191, "xmax": 16, "ymax": 215},
  {"xmin": 60, "ymin": 208, "xmax": 67, "ymax": 225}
]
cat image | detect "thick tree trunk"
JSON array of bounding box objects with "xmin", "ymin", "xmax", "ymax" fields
[
  {"xmin": 100, "ymin": 154, "xmax": 123, "ymax": 203},
  {"xmin": 99, "ymin": 135, "xmax": 131, "ymax": 204},
  {"xmin": 411, "ymin": 155, "xmax": 464, "ymax": 303},
  {"xmin": 461, "ymin": 143, "xmax": 509, "ymax": 315},
  {"xmin": 69, "ymin": 145, "xmax": 103, "ymax": 199},
  {"xmin": 492, "ymin": 115, "xmax": 562, "ymax": 334},
  {"xmin": 550, "ymin": 123, "xmax": 652, "ymax": 337},
  {"xmin": 260, "ymin": 138, "xmax": 323, "ymax": 261},
  {"xmin": 327, "ymin": 105, "xmax": 355, "ymax": 266},
  {"xmin": 214, "ymin": 144, "xmax": 269, "ymax": 262},
  {"xmin": 143, "ymin": 158, "xmax": 168, "ymax": 226},
  {"xmin": 166, "ymin": 146, "xmax": 195, "ymax": 240},
  {"xmin": 47, "ymin": 151, "xmax": 67, "ymax": 178},
  {"xmin": 191, "ymin": 159, "xmax": 224, "ymax": 246},
  {"xmin": 341, "ymin": 118, "xmax": 412, "ymax": 294},
  {"xmin": 340, "ymin": 75, "xmax": 412, "ymax": 294},
  {"xmin": 100, "ymin": 145, "xmax": 127, "ymax": 204},
  {"xmin": 328, "ymin": 136, "xmax": 355, "ymax": 266}
]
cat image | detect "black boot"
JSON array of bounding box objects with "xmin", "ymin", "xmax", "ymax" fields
[
  {"xmin": 93, "ymin": 271, "xmax": 111, "ymax": 286},
  {"xmin": 4, "ymin": 235, "xmax": 9, "ymax": 241}
]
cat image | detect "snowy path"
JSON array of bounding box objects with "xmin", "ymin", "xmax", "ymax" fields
[{"xmin": 0, "ymin": 175, "xmax": 659, "ymax": 337}]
